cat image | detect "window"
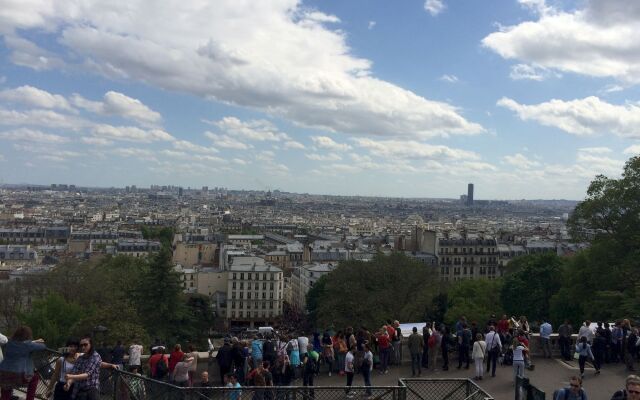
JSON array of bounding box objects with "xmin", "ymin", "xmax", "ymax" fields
[
  {"xmin": 239, "ymin": 311, "xmax": 243, "ymax": 318},
  {"xmin": 255, "ymin": 301, "xmax": 259, "ymax": 308},
  {"xmin": 263, "ymin": 273, "xmax": 266, "ymax": 280},
  {"xmin": 270, "ymin": 282, "xmax": 274, "ymax": 290},
  {"xmin": 240, "ymin": 282, "xmax": 244, "ymax": 289},
  {"xmin": 231, "ymin": 311, "xmax": 235, "ymax": 318},
  {"xmin": 232, "ymin": 282, "xmax": 236, "ymax": 289},
  {"xmin": 270, "ymin": 293, "xmax": 274, "ymax": 299},
  {"xmin": 240, "ymin": 273, "xmax": 244, "ymax": 279},
  {"xmin": 240, "ymin": 292, "xmax": 243, "ymax": 299},
  {"xmin": 263, "ymin": 282, "xmax": 266, "ymax": 290},
  {"xmin": 233, "ymin": 273, "xmax": 236, "ymax": 280},
  {"xmin": 247, "ymin": 292, "xmax": 251, "ymax": 299},
  {"xmin": 232, "ymin": 301, "xmax": 236, "ymax": 308},
  {"xmin": 262, "ymin": 293, "xmax": 266, "ymax": 299},
  {"xmin": 269, "ymin": 301, "xmax": 274, "ymax": 309}
]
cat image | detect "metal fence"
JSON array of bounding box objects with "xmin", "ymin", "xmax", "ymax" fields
[
  {"xmin": 515, "ymin": 376, "xmax": 545, "ymax": 400},
  {"xmin": 11, "ymin": 349, "xmax": 493, "ymax": 400}
]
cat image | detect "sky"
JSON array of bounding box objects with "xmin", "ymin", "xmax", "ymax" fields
[{"xmin": 1, "ymin": 0, "xmax": 640, "ymax": 200}]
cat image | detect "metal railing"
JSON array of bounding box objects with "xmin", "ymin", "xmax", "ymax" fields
[
  {"xmin": 515, "ymin": 376, "xmax": 545, "ymax": 400},
  {"xmin": 11, "ymin": 349, "xmax": 493, "ymax": 400}
]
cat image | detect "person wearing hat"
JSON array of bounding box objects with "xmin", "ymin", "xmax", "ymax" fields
[{"xmin": 216, "ymin": 338, "xmax": 233, "ymax": 385}]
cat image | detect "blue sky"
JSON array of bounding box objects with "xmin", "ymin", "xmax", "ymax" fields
[{"xmin": 1, "ymin": 0, "xmax": 639, "ymax": 199}]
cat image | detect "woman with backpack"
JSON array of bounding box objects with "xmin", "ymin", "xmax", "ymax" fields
[{"xmin": 576, "ymin": 336, "xmax": 595, "ymax": 379}]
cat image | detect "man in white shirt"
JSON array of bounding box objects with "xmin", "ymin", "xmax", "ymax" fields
[
  {"xmin": 128, "ymin": 341, "xmax": 143, "ymax": 372},
  {"xmin": 298, "ymin": 334, "xmax": 309, "ymax": 360},
  {"xmin": 540, "ymin": 320, "xmax": 553, "ymax": 359},
  {"xmin": 578, "ymin": 321, "xmax": 594, "ymax": 344},
  {"xmin": 345, "ymin": 346, "xmax": 355, "ymax": 396},
  {"xmin": 484, "ymin": 326, "xmax": 502, "ymax": 377}
]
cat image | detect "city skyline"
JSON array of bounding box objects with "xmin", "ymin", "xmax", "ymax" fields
[{"xmin": 1, "ymin": 1, "xmax": 639, "ymax": 199}]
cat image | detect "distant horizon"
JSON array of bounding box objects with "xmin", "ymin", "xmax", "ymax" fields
[{"xmin": 0, "ymin": 181, "xmax": 582, "ymax": 203}]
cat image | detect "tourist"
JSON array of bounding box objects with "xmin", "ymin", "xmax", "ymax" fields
[
  {"xmin": 168, "ymin": 344, "xmax": 184, "ymax": 379},
  {"xmin": 230, "ymin": 338, "xmax": 245, "ymax": 383},
  {"xmin": 592, "ymin": 330, "xmax": 607, "ymax": 374},
  {"xmin": 297, "ymin": 333, "xmax": 309, "ymax": 363},
  {"xmin": 428, "ymin": 322, "xmax": 440, "ymax": 371},
  {"xmin": 362, "ymin": 343, "xmax": 373, "ymax": 397},
  {"xmin": 519, "ymin": 316, "xmax": 530, "ymax": 338},
  {"xmin": 626, "ymin": 329, "xmax": 638, "ymax": 372},
  {"xmin": 575, "ymin": 336, "xmax": 595, "ymax": 378},
  {"xmin": 252, "ymin": 335, "xmax": 264, "ymax": 369},
  {"xmin": 440, "ymin": 324, "xmax": 450, "ymax": 371},
  {"xmin": 457, "ymin": 323, "xmax": 471, "ymax": 370},
  {"xmin": 65, "ymin": 336, "xmax": 108, "ymax": 400},
  {"xmin": 127, "ymin": 340, "xmax": 143, "ymax": 373},
  {"xmin": 579, "ymin": 321, "xmax": 594, "ymax": 344},
  {"xmin": 110, "ymin": 341, "xmax": 125, "ymax": 370},
  {"xmin": 485, "ymin": 326, "xmax": 502, "ymax": 377},
  {"xmin": 408, "ymin": 327, "xmax": 423, "ymax": 377},
  {"xmin": 334, "ymin": 331, "xmax": 348, "ymax": 376},
  {"xmin": 216, "ymin": 339, "xmax": 233, "ymax": 384},
  {"xmin": 392, "ymin": 321, "xmax": 402, "ymax": 366},
  {"xmin": 207, "ymin": 337, "xmax": 215, "ymax": 363},
  {"xmin": 199, "ymin": 371, "xmax": 213, "ymax": 387},
  {"xmin": 558, "ymin": 320, "xmax": 573, "ymax": 361},
  {"xmin": 472, "ymin": 333, "xmax": 486, "ymax": 380},
  {"xmin": 186, "ymin": 344, "xmax": 199, "ymax": 386},
  {"xmin": 302, "ymin": 351, "xmax": 316, "ymax": 400},
  {"xmin": 540, "ymin": 319, "xmax": 553, "ymax": 359},
  {"xmin": 287, "ymin": 336, "xmax": 300, "ymax": 370},
  {"xmin": 226, "ymin": 373, "xmax": 242, "ymax": 400},
  {"xmin": 46, "ymin": 338, "xmax": 80, "ymax": 400},
  {"xmin": 345, "ymin": 345, "xmax": 355, "ymax": 395},
  {"xmin": 148, "ymin": 346, "xmax": 169, "ymax": 380},
  {"xmin": 553, "ymin": 376, "xmax": 587, "ymax": 400},
  {"xmin": 611, "ymin": 374, "xmax": 640, "ymax": 400},
  {"xmin": 273, "ymin": 355, "xmax": 294, "ymax": 389},
  {"xmin": 322, "ymin": 330, "xmax": 334, "ymax": 376},
  {"xmin": 421, "ymin": 323, "xmax": 430, "ymax": 369},
  {"xmin": 497, "ymin": 315, "xmax": 510, "ymax": 338},
  {"xmin": 0, "ymin": 325, "xmax": 46, "ymax": 400},
  {"xmin": 0, "ymin": 331, "xmax": 7, "ymax": 363},
  {"xmin": 376, "ymin": 327, "xmax": 391, "ymax": 374},
  {"xmin": 512, "ymin": 338, "xmax": 528, "ymax": 381},
  {"xmin": 172, "ymin": 353, "xmax": 195, "ymax": 387}
]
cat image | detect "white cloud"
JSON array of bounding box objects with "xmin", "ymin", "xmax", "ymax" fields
[
  {"xmin": 81, "ymin": 136, "xmax": 113, "ymax": 146},
  {"xmin": 0, "ymin": 1, "xmax": 482, "ymax": 139},
  {"xmin": 624, "ymin": 145, "xmax": 640, "ymax": 155},
  {"xmin": 311, "ymin": 136, "xmax": 352, "ymax": 151},
  {"xmin": 205, "ymin": 117, "xmax": 290, "ymax": 142},
  {"xmin": 439, "ymin": 74, "xmax": 458, "ymax": 83},
  {"xmin": 578, "ymin": 147, "xmax": 612, "ymax": 154},
  {"xmin": 232, "ymin": 158, "xmax": 247, "ymax": 165},
  {"xmin": 172, "ymin": 139, "xmax": 218, "ymax": 154},
  {"xmin": 424, "ymin": 0, "xmax": 445, "ymax": 16},
  {"xmin": 368, "ymin": 21, "xmax": 376, "ymax": 30},
  {"xmin": 0, "ymin": 85, "xmax": 73, "ymax": 110},
  {"xmin": 503, "ymin": 153, "xmax": 541, "ymax": 169},
  {"xmin": 600, "ymin": 84, "xmax": 624, "ymax": 94},
  {"xmin": 482, "ymin": 0, "xmax": 640, "ymax": 83},
  {"xmin": 92, "ymin": 124, "xmax": 174, "ymax": 142},
  {"xmin": 509, "ymin": 64, "xmax": 558, "ymax": 81},
  {"xmin": 283, "ymin": 140, "xmax": 305, "ymax": 150},
  {"xmin": 0, "ymin": 107, "xmax": 86, "ymax": 130},
  {"xmin": 3, "ymin": 35, "xmax": 66, "ymax": 71},
  {"xmin": 306, "ymin": 153, "xmax": 342, "ymax": 161},
  {"xmin": 497, "ymin": 96, "xmax": 640, "ymax": 138},
  {"xmin": 112, "ymin": 147, "xmax": 158, "ymax": 161},
  {"xmin": 204, "ymin": 131, "xmax": 251, "ymax": 149},
  {"xmin": 72, "ymin": 91, "xmax": 162, "ymax": 126},
  {"xmin": 354, "ymin": 138, "xmax": 480, "ymax": 161},
  {"xmin": 0, "ymin": 128, "xmax": 69, "ymax": 143}
]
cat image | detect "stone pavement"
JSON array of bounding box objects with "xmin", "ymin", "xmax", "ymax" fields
[{"xmin": 246, "ymin": 358, "xmax": 633, "ymax": 400}]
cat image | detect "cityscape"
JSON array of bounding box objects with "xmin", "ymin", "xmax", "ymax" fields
[{"xmin": 2, "ymin": 0, "xmax": 640, "ymax": 399}]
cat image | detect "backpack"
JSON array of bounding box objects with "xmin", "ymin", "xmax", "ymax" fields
[
  {"xmin": 304, "ymin": 354, "xmax": 317, "ymax": 373},
  {"xmin": 155, "ymin": 355, "xmax": 168, "ymax": 379}
]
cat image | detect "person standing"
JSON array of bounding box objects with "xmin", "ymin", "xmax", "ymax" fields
[
  {"xmin": 64, "ymin": 336, "xmax": 104, "ymax": 400},
  {"xmin": 321, "ymin": 331, "xmax": 334, "ymax": 376},
  {"xmin": 168, "ymin": 344, "xmax": 184, "ymax": 380},
  {"xmin": 497, "ymin": 315, "xmax": 510, "ymax": 338},
  {"xmin": 47, "ymin": 339, "xmax": 80, "ymax": 400},
  {"xmin": 558, "ymin": 320, "xmax": 573, "ymax": 362},
  {"xmin": 302, "ymin": 351, "xmax": 315, "ymax": 400},
  {"xmin": 421, "ymin": 324, "xmax": 430, "ymax": 369},
  {"xmin": 362, "ymin": 344, "xmax": 373, "ymax": 397},
  {"xmin": 344, "ymin": 345, "xmax": 355, "ymax": 396},
  {"xmin": 171, "ymin": 354, "xmax": 195, "ymax": 387},
  {"xmin": 0, "ymin": 326, "xmax": 46, "ymax": 400},
  {"xmin": 148, "ymin": 347, "xmax": 169, "ymax": 380},
  {"xmin": 297, "ymin": 333, "xmax": 309, "ymax": 363},
  {"xmin": 579, "ymin": 321, "xmax": 594, "ymax": 344},
  {"xmin": 485, "ymin": 326, "xmax": 502, "ymax": 378},
  {"xmin": 0, "ymin": 331, "xmax": 7, "ymax": 363},
  {"xmin": 626, "ymin": 329, "xmax": 638, "ymax": 372},
  {"xmin": 408, "ymin": 327, "xmax": 423, "ymax": 377},
  {"xmin": 512, "ymin": 338, "xmax": 528, "ymax": 382},
  {"xmin": 576, "ymin": 336, "xmax": 595, "ymax": 378},
  {"xmin": 392, "ymin": 321, "xmax": 402, "ymax": 366},
  {"xmin": 376, "ymin": 327, "xmax": 391, "ymax": 374},
  {"xmin": 110, "ymin": 341, "xmax": 125, "ymax": 370},
  {"xmin": 540, "ymin": 319, "xmax": 553, "ymax": 359},
  {"xmin": 127, "ymin": 340, "xmax": 143, "ymax": 373},
  {"xmin": 553, "ymin": 376, "xmax": 587, "ymax": 400},
  {"xmin": 429, "ymin": 322, "xmax": 441, "ymax": 371},
  {"xmin": 186, "ymin": 344, "xmax": 199, "ymax": 386},
  {"xmin": 216, "ymin": 339, "xmax": 233, "ymax": 385},
  {"xmin": 472, "ymin": 333, "xmax": 486, "ymax": 381},
  {"xmin": 457, "ymin": 323, "xmax": 471, "ymax": 370},
  {"xmin": 611, "ymin": 374, "xmax": 640, "ymax": 400},
  {"xmin": 335, "ymin": 332, "xmax": 348, "ymax": 376},
  {"xmin": 251, "ymin": 336, "xmax": 264, "ymax": 369},
  {"xmin": 592, "ymin": 330, "xmax": 607, "ymax": 375},
  {"xmin": 440, "ymin": 324, "xmax": 450, "ymax": 371}
]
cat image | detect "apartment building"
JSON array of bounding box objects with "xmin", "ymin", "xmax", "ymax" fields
[
  {"xmin": 226, "ymin": 256, "xmax": 283, "ymax": 327},
  {"xmin": 438, "ymin": 237, "xmax": 500, "ymax": 281},
  {"xmin": 290, "ymin": 263, "xmax": 336, "ymax": 311}
]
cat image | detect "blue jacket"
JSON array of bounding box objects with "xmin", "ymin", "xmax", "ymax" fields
[{"xmin": 0, "ymin": 340, "xmax": 46, "ymax": 376}]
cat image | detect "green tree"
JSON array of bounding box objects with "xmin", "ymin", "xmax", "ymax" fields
[
  {"xmin": 20, "ymin": 293, "xmax": 88, "ymax": 348},
  {"xmin": 312, "ymin": 252, "xmax": 439, "ymax": 330},
  {"xmin": 444, "ymin": 279, "xmax": 503, "ymax": 327},
  {"xmin": 500, "ymin": 253, "xmax": 564, "ymax": 323}
]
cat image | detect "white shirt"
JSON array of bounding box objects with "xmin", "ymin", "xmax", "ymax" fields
[
  {"xmin": 485, "ymin": 331, "xmax": 502, "ymax": 351},
  {"xmin": 578, "ymin": 325, "xmax": 594, "ymax": 342},
  {"xmin": 0, "ymin": 332, "xmax": 7, "ymax": 363},
  {"xmin": 513, "ymin": 345, "xmax": 526, "ymax": 362},
  {"xmin": 345, "ymin": 351, "xmax": 354, "ymax": 373},
  {"xmin": 128, "ymin": 344, "xmax": 143, "ymax": 366},
  {"xmin": 298, "ymin": 336, "xmax": 309, "ymax": 354},
  {"xmin": 364, "ymin": 351, "xmax": 373, "ymax": 371}
]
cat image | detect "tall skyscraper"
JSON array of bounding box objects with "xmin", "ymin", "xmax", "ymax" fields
[{"xmin": 467, "ymin": 183, "xmax": 474, "ymax": 206}]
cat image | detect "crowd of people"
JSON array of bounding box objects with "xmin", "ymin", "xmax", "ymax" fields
[{"xmin": 2, "ymin": 315, "xmax": 640, "ymax": 399}]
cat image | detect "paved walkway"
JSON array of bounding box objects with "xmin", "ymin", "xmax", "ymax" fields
[{"xmin": 272, "ymin": 358, "xmax": 632, "ymax": 400}]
